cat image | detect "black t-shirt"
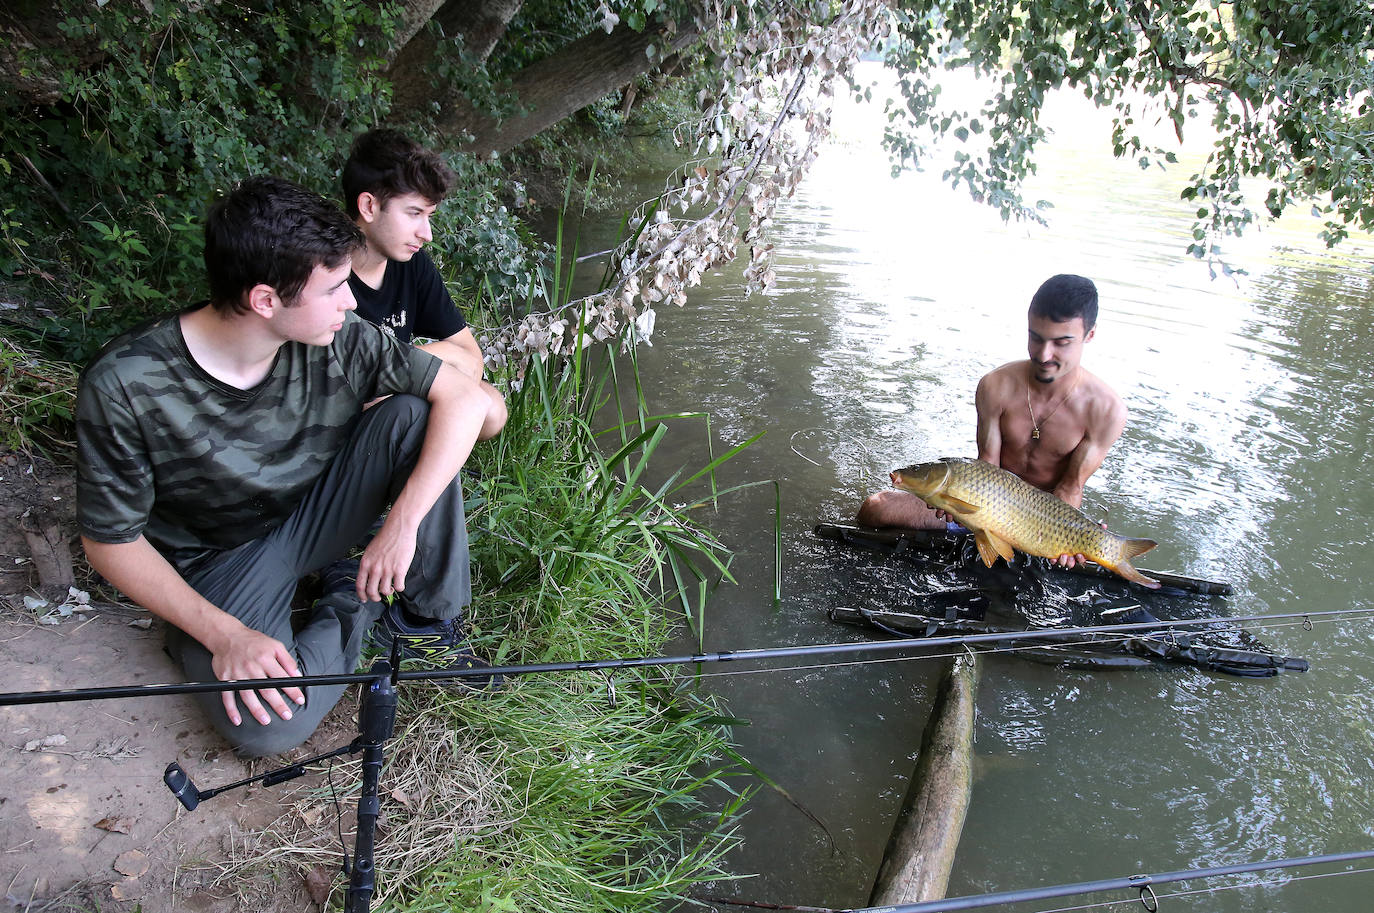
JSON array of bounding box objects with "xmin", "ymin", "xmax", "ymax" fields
[{"xmin": 348, "ymin": 249, "xmax": 466, "ymax": 344}]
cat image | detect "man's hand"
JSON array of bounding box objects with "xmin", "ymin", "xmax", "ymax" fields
[
  {"xmin": 210, "ymin": 627, "xmax": 304, "ymax": 726},
  {"xmin": 355, "ymin": 360, "xmax": 485, "ymax": 603},
  {"xmin": 357, "ymin": 516, "xmax": 419, "ymax": 603},
  {"xmin": 83, "ymin": 536, "xmax": 308, "ymax": 728},
  {"xmin": 1052, "ymin": 519, "xmax": 1108, "ymax": 569}
]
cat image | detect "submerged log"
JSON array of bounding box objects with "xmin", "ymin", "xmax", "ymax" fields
[{"xmin": 869, "ymin": 651, "xmax": 980, "ymax": 906}]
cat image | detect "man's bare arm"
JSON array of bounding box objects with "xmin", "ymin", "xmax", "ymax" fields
[
  {"xmin": 81, "ymin": 536, "xmax": 304, "ymax": 726},
  {"xmin": 1051, "ymin": 396, "xmax": 1127, "ymax": 508},
  {"xmin": 418, "ymin": 328, "xmax": 507, "ymax": 440},
  {"xmin": 1045, "ymin": 395, "xmax": 1126, "ymax": 568},
  {"xmin": 357, "ymin": 362, "xmax": 488, "ymax": 602},
  {"xmin": 975, "ymin": 373, "xmax": 1004, "ymax": 466},
  {"xmin": 418, "ymin": 327, "xmax": 484, "ymax": 380}
]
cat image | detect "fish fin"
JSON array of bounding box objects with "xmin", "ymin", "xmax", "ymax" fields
[
  {"xmin": 973, "ymin": 531, "xmax": 998, "ymax": 567},
  {"xmin": 1104, "ymin": 539, "xmax": 1160, "ymax": 589},
  {"xmin": 973, "ymin": 530, "xmax": 1011, "ymax": 568},
  {"xmin": 984, "ymin": 529, "xmax": 1016, "ymax": 562},
  {"xmin": 1105, "ymin": 560, "xmax": 1160, "ymax": 589},
  {"xmin": 1120, "ymin": 537, "xmax": 1157, "ymax": 559},
  {"xmin": 943, "ymin": 496, "xmax": 980, "ymax": 515}
]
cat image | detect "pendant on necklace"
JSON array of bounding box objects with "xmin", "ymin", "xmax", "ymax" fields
[{"xmin": 1031, "ymin": 429, "xmax": 1040, "ymax": 440}]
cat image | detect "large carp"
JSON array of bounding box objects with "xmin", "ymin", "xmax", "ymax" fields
[{"xmin": 891, "ymin": 457, "xmax": 1159, "ymax": 588}]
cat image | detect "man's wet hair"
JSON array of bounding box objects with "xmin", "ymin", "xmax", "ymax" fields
[
  {"xmin": 341, "ymin": 128, "xmax": 454, "ymax": 219},
  {"xmin": 1029, "ymin": 274, "xmax": 1098, "ymax": 331},
  {"xmin": 205, "ymin": 175, "xmax": 364, "ymax": 314}
]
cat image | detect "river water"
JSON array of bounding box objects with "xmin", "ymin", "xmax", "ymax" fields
[{"xmin": 571, "ymin": 64, "xmax": 1374, "ymax": 910}]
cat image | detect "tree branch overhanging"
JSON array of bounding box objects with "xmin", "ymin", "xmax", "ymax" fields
[
  {"xmin": 423, "ymin": 16, "xmax": 703, "ymax": 156},
  {"xmin": 385, "ymin": 0, "xmax": 524, "ymax": 114}
]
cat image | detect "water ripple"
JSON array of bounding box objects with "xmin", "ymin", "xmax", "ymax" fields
[{"xmin": 592, "ymin": 63, "xmax": 1374, "ymax": 911}]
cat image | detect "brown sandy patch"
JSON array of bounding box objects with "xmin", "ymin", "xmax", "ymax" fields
[{"xmin": 0, "ymin": 454, "xmax": 343, "ymax": 912}]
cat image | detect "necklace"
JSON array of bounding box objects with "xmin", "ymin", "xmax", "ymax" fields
[{"xmin": 1026, "ymin": 370, "xmax": 1079, "ymax": 441}]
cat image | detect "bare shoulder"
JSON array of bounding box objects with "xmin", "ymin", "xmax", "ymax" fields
[
  {"xmin": 979, "ymin": 361, "xmax": 1027, "ymax": 400},
  {"xmin": 1077, "ymin": 368, "xmax": 1126, "ymax": 429}
]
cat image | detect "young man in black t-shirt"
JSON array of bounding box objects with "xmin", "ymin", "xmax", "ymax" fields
[{"xmin": 342, "ymin": 128, "xmax": 507, "ymax": 440}]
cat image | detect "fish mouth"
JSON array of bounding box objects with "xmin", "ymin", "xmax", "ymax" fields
[
  {"xmin": 891, "ymin": 461, "xmax": 949, "ymax": 496},
  {"xmin": 890, "ymin": 465, "xmax": 929, "ymax": 494}
]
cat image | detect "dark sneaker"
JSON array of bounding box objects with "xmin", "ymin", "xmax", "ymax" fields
[
  {"xmin": 319, "ymin": 557, "xmax": 361, "ymax": 597},
  {"xmin": 371, "ymin": 598, "xmax": 465, "ymax": 662},
  {"xmin": 370, "ymin": 601, "xmax": 504, "ymax": 692}
]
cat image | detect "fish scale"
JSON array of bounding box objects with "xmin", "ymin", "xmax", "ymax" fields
[{"xmin": 890, "ymin": 457, "xmax": 1160, "ymax": 588}]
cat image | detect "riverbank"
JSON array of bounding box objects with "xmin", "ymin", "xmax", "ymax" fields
[
  {"xmin": 0, "ymin": 592, "xmax": 338, "ymax": 911},
  {"xmin": 0, "ymin": 343, "xmax": 748, "ymax": 910}
]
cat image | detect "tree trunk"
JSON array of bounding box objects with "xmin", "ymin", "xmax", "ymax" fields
[
  {"xmin": 442, "ymin": 18, "xmax": 702, "ymax": 155},
  {"xmin": 386, "ymin": 0, "xmax": 450, "ymax": 60},
  {"xmin": 386, "ymin": 0, "xmax": 523, "ymax": 113},
  {"xmin": 19, "ymin": 517, "xmax": 75, "ymax": 590},
  {"xmin": 0, "ymin": 0, "xmax": 122, "ymax": 109},
  {"xmin": 1, "ymin": 20, "xmax": 61, "ymax": 108}
]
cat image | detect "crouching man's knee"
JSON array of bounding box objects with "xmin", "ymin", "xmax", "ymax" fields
[{"xmin": 195, "ymin": 684, "xmax": 348, "ymax": 759}]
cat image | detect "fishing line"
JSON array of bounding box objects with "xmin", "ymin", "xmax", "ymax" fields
[
  {"xmin": 326, "ymin": 758, "xmax": 352, "ymax": 877},
  {"xmin": 788, "ymin": 428, "xmax": 825, "ymax": 467},
  {"xmin": 786, "ymin": 427, "xmax": 881, "ymax": 485}
]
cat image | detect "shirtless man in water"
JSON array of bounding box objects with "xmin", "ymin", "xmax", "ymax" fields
[{"xmin": 857, "ymin": 274, "xmax": 1126, "ymax": 566}]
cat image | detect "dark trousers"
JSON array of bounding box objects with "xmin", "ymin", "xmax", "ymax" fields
[{"xmin": 166, "ymin": 395, "xmax": 470, "ymax": 756}]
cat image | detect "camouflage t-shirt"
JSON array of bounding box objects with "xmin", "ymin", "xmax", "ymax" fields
[{"xmin": 76, "ymin": 308, "xmax": 441, "ymax": 572}]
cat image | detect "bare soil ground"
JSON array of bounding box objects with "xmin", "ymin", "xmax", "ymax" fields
[{"xmin": 0, "ymin": 453, "xmax": 347, "ymax": 913}]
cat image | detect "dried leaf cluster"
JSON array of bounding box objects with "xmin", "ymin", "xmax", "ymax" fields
[{"xmin": 480, "ymin": 1, "xmax": 892, "ymax": 384}]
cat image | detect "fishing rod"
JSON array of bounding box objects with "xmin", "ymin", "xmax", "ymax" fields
[
  {"xmin": 1, "ymin": 608, "xmax": 1360, "ymax": 912},
  {"xmin": 0, "ymin": 606, "xmax": 1353, "ymax": 708},
  {"xmin": 697, "ymin": 848, "xmax": 1374, "ymax": 913},
  {"xmin": 857, "ymin": 847, "xmax": 1374, "ymax": 913}
]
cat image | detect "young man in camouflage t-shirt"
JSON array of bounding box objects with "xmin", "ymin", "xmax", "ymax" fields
[{"xmin": 76, "ymin": 176, "xmax": 490, "ymax": 756}]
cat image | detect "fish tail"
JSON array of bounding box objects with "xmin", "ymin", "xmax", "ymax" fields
[{"xmin": 1104, "ymin": 537, "xmax": 1159, "ymax": 589}]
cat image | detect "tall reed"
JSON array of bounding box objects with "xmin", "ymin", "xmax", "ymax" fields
[{"xmin": 358, "ymin": 204, "xmax": 763, "ymax": 907}]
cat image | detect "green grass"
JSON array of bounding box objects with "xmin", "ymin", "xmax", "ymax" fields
[
  {"xmin": 361, "ymin": 340, "xmax": 757, "ymax": 911},
  {"xmin": 0, "ymin": 337, "xmax": 77, "ymax": 455}
]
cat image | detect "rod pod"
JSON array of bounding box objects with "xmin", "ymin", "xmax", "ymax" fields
[
  {"xmin": 345, "ymin": 660, "xmax": 397, "ymax": 913},
  {"xmin": 157, "ymin": 659, "xmax": 398, "ymax": 912}
]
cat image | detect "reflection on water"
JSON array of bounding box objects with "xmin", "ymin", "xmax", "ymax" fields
[{"xmin": 576, "ymin": 63, "xmax": 1374, "ymax": 909}]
